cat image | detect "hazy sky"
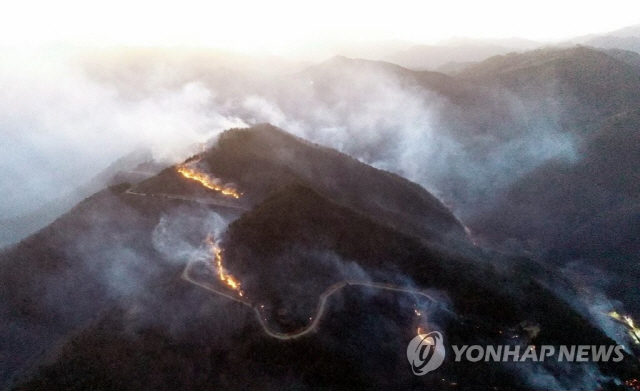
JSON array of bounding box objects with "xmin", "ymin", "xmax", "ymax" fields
[{"xmin": 2, "ymin": 0, "xmax": 638, "ymax": 52}]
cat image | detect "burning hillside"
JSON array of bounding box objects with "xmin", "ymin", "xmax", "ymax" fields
[
  {"xmin": 2, "ymin": 124, "xmax": 639, "ymax": 390},
  {"xmin": 177, "ymin": 163, "xmax": 241, "ymax": 199}
]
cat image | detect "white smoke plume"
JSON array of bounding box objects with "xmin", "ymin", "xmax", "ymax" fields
[
  {"xmin": 0, "ymin": 49, "xmax": 246, "ymax": 220},
  {"xmin": 0, "ymin": 47, "xmax": 579, "ymax": 243},
  {"xmin": 152, "ymin": 207, "xmax": 232, "ymax": 265}
]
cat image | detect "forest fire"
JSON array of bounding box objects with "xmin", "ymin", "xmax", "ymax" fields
[
  {"xmin": 177, "ymin": 165, "xmax": 241, "ymax": 198},
  {"xmin": 415, "ymin": 308, "xmax": 429, "ymax": 336},
  {"xmin": 609, "ymin": 311, "xmax": 640, "ymax": 345},
  {"xmin": 626, "ymin": 379, "xmax": 640, "ymax": 390},
  {"xmin": 205, "ymin": 235, "xmax": 244, "ymax": 297}
]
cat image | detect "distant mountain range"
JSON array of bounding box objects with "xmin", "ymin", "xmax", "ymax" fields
[
  {"xmin": 381, "ymin": 24, "xmax": 640, "ymax": 72},
  {"xmin": 383, "ymin": 37, "xmax": 543, "ymax": 71},
  {"xmin": 3, "ymin": 37, "xmax": 640, "ymax": 390}
]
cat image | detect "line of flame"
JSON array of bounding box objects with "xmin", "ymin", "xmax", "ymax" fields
[
  {"xmin": 609, "ymin": 311, "xmax": 640, "ymax": 345},
  {"xmin": 205, "ymin": 235, "xmax": 244, "ymax": 297},
  {"xmin": 177, "ymin": 165, "xmax": 241, "ymax": 199}
]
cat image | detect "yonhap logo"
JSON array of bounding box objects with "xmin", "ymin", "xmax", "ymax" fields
[
  {"xmin": 406, "ymin": 331, "xmax": 446, "ymax": 375},
  {"xmin": 406, "ymin": 330, "xmax": 625, "ymax": 376}
]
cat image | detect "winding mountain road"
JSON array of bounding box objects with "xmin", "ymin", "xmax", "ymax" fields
[
  {"xmin": 182, "ymin": 259, "xmax": 438, "ymax": 340},
  {"xmin": 127, "ymin": 179, "xmax": 440, "ymax": 340},
  {"xmin": 124, "ymin": 188, "xmax": 249, "ymax": 211}
]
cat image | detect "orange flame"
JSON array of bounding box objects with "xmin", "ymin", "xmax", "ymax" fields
[
  {"xmin": 205, "ymin": 236, "xmax": 244, "ymax": 296},
  {"xmin": 609, "ymin": 311, "xmax": 640, "ymax": 345},
  {"xmin": 626, "ymin": 379, "xmax": 640, "ymax": 390},
  {"xmin": 177, "ymin": 165, "xmax": 241, "ymax": 199}
]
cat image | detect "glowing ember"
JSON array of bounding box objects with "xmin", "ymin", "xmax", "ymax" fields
[
  {"xmin": 177, "ymin": 165, "xmax": 241, "ymax": 199},
  {"xmin": 463, "ymin": 225, "xmax": 479, "ymax": 246},
  {"xmin": 609, "ymin": 311, "xmax": 640, "ymax": 345},
  {"xmin": 205, "ymin": 236, "xmax": 244, "ymax": 296},
  {"xmin": 626, "ymin": 379, "xmax": 640, "ymax": 391}
]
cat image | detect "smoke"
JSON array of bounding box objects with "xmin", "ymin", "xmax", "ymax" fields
[
  {"xmin": 315, "ymin": 250, "xmax": 371, "ymax": 282},
  {"xmin": 0, "ymin": 49, "xmax": 246, "ymax": 220},
  {"xmin": 0, "ymin": 47, "xmax": 581, "ymax": 233},
  {"xmin": 517, "ymin": 361, "xmax": 616, "ymax": 391},
  {"xmin": 558, "ymin": 261, "xmax": 638, "ymax": 351},
  {"xmin": 3, "ymin": 46, "xmax": 637, "ymax": 391},
  {"xmin": 223, "ymin": 58, "xmax": 579, "ymax": 222},
  {"xmin": 58, "ymin": 198, "xmax": 251, "ymax": 344},
  {"xmin": 152, "ymin": 207, "xmax": 232, "ymax": 265}
]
